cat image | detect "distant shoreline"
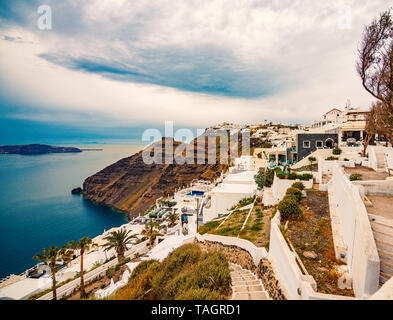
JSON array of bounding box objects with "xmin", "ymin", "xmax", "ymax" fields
[{"xmin": 0, "ymin": 144, "xmax": 82, "ymax": 155}]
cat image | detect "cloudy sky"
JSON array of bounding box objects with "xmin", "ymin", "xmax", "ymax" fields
[{"xmin": 0, "ymin": 0, "xmax": 389, "ymax": 143}]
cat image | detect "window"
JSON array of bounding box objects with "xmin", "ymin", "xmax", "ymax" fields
[
  {"xmin": 303, "ymin": 141, "xmax": 310, "ymax": 148},
  {"xmin": 316, "ymin": 140, "xmax": 323, "ymax": 148}
]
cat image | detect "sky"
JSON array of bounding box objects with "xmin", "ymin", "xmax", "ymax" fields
[{"xmin": 0, "ymin": 0, "xmax": 390, "ymax": 144}]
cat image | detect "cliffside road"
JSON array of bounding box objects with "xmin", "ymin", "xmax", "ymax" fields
[{"xmin": 37, "ymin": 240, "xmax": 149, "ymax": 300}]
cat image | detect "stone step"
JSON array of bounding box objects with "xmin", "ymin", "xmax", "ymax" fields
[
  {"xmin": 380, "ymin": 272, "xmax": 392, "ymax": 285},
  {"xmin": 232, "ymin": 292, "xmax": 268, "ymax": 300},
  {"xmin": 230, "ymin": 264, "xmax": 268, "ymax": 300},
  {"xmin": 232, "ymin": 280, "xmax": 260, "ymax": 286},
  {"xmin": 370, "ymin": 220, "xmax": 393, "ymax": 235},
  {"xmin": 372, "ymin": 230, "xmax": 393, "ymax": 246},
  {"xmin": 375, "ymin": 239, "xmax": 393, "ymax": 253},
  {"xmin": 378, "ymin": 249, "xmax": 393, "ymax": 265},
  {"xmin": 380, "ymin": 260, "xmax": 393, "ymax": 276},
  {"xmin": 233, "ymin": 285, "xmax": 264, "ymax": 293}
]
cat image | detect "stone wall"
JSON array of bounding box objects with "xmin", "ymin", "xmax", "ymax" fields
[
  {"xmin": 196, "ymin": 239, "xmax": 256, "ymax": 272},
  {"xmin": 195, "ymin": 239, "xmax": 286, "ymax": 300},
  {"xmin": 257, "ymin": 259, "xmax": 286, "ymax": 300}
]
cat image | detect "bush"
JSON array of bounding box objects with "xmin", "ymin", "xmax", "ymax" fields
[
  {"xmin": 278, "ymin": 197, "xmax": 302, "ymax": 220},
  {"xmin": 350, "ymin": 173, "xmax": 363, "ymax": 181},
  {"xmin": 130, "ymin": 260, "xmax": 160, "ymax": 281},
  {"xmin": 308, "ymin": 156, "xmax": 317, "ymax": 164},
  {"xmin": 238, "ymin": 196, "xmax": 255, "ymax": 208},
  {"xmin": 286, "ymin": 187, "xmax": 303, "ymax": 202},
  {"xmin": 292, "ymin": 182, "xmax": 305, "ymax": 191},
  {"xmin": 288, "ymin": 172, "xmax": 298, "ymax": 180},
  {"xmin": 326, "ymin": 156, "xmax": 339, "ymax": 161},
  {"xmin": 198, "ymin": 221, "xmax": 219, "ymax": 235},
  {"xmin": 332, "ymin": 148, "xmax": 342, "ymax": 155},
  {"xmin": 299, "ymin": 173, "xmax": 313, "ymax": 181},
  {"xmin": 160, "ymin": 200, "xmax": 177, "ymax": 207},
  {"xmin": 254, "ymin": 168, "xmax": 274, "ymax": 189},
  {"xmin": 149, "ymin": 244, "xmax": 230, "ymax": 300}
]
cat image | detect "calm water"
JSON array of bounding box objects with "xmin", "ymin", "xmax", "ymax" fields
[{"xmin": 0, "ymin": 145, "xmax": 142, "ymax": 279}]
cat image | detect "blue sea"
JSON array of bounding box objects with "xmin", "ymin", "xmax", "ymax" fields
[{"xmin": 0, "ymin": 144, "xmax": 143, "ymax": 279}]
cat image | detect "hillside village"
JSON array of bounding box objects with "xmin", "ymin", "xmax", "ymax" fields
[{"xmin": 1, "ymin": 103, "xmax": 393, "ymax": 301}]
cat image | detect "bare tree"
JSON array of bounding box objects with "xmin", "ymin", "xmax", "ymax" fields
[
  {"xmin": 363, "ymin": 103, "xmax": 379, "ymax": 155},
  {"xmin": 357, "ymin": 9, "xmax": 393, "ymax": 108}
]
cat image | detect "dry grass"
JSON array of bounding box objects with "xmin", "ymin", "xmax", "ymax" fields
[
  {"xmin": 238, "ymin": 205, "xmax": 276, "ymax": 248},
  {"xmin": 209, "ymin": 209, "xmax": 248, "ymax": 237},
  {"xmin": 286, "ymin": 190, "xmax": 354, "ymax": 297}
]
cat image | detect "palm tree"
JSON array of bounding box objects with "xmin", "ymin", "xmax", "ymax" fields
[
  {"xmin": 34, "ymin": 246, "xmax": 61, "ymax": 300},
  {"xmin": 59, "ymin": 241, "xmax": 77, "ymax": 268},
  {"xmin": 75, "ymin": 237, "xmax": 96, "ymax": 297},
  {"xmin": 142, "ymin": 221, "xmax": 162, "ymax": 249},
  {"xmin": 167, "ymin": 212, "xmax": 179, "ymax": 228},
  {"xmin": 308, "ymin": 156, "xmax": 317, "ymax": 168},
  {"xmin": 102, "ymin": 229, "xmax": 135, "ymax": 263}
]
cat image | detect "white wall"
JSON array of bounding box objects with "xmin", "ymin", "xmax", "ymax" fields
[
  {"xmin": 269, "ymin": 211, "xmax": 355, "ymax": 300},
  {"xmin": 264, "ymin": 173, "xmax": 313, "ymax": 206},
  {"xmin": 196, "ymin": 233, "xmax": 268, "ymax": 266},
  {"xmin": 385, "ymin": 148, "xmax": 393, "ymax": 171},
  {"xmin": 367, "ymin": 146, "xmax": 378, "ymax": 171},
  {"xmin": 330, "ymin": 165, "xmax": 380, "ymax": 298}
]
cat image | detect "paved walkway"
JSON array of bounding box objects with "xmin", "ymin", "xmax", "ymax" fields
[{"xmin": 230, "ymin": 263, "xmax": 268, "ymax": 300}]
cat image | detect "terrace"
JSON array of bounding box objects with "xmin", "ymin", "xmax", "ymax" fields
[{"xmin": 344, "ymin": 166, "xmax": 389, "ymax": 181}]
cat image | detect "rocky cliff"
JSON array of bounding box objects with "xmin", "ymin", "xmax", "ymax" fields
[{"xmin": 83, "ymin": 137, "xmax": 231, "ymax": 219}]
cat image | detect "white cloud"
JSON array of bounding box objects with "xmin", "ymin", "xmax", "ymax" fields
[{"xmin": 0, "ymin": 0, "xmax": 389, "ymax": 129}]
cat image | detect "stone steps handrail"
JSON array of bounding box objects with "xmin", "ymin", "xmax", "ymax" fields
[{"xmin": 239, "ymin": 199, "xmax": 256, "ymax": 233}]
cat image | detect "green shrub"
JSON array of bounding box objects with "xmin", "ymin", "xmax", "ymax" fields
[
  {"xmin": 326, "ymin": 156, "xmax": 339, "ymax": 161},
  {"xmin": 150, "ymin": 245, "xmax": 231, "ymax": 300},
  {"xmin": 288, "ymin": 172, "xmax": 298, "ymax": 180},
  {"xmin": 278, "ymin": 197, "xmax": 302, "ymax": 220},
  {"xmin": 299, "ymin": 173, "xmax": 313, "ymax": 181},
  {"xmin": 286, "ymin": 187, "xmax": 303, "ymax": 202},
  {"xmin": 130, "ymin": 260, "xmax": 160, "ymax": 281},
  {"xmin": 276, "ymin": 171, "xmax": 286, "ymax": 179},
  {"xmin": 198, "ymin": 221, "xmax": 219, "ymax": 235},
  {"xmin": 350, "ymin": 173, "xmax": 363, "ymax": 181},
  {"xmin": 292, "ymin": 182, "xmax": 305, "ymax": 191},
  {"xmin": 254, "ymin": 168, "xmax": 275, "ymax": 189},
  {"xmin": 251, "ymin": 224, "xmax": 262, "ymax": 231},
  {"xmin": 161, "ymin": 200, "xmax": 177, "ymax": 207},
  {"xmin": 332, "ymin": 148, "xmax": 342, "ymax": 155},
  {"xmin": 238, "ymin": 196, "xmax": 255, "ymax": 208},
  {"xmin": 106, "ymin": 267, "xmax": 115, "ymax": 279}
]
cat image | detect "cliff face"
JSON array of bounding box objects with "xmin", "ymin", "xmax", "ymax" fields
[{"xmin": 82, "ymin": 138, "xmax": 228, "ymax": 219}]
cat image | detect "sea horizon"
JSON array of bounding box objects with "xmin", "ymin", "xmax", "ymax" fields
[{"xmin": 0, "ymin": 142, "xmax": 144, "ymax": 279}]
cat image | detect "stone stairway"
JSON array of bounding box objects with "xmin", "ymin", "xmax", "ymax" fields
[
  {"xmin": 229, "ymin": 263, "xmax": 268, "ymax": 300},
  {"xmin": 375, "ymin": 147, "xmax": 386, "ymax": 170},
  {"xmin": 368, "ymin": 214, "xmax": 393, "ymax": 287}
]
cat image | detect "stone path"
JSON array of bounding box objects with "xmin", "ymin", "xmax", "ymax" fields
[{"xmin": 230, "ymin": 263, "xmax": 268, "ymax": 300}]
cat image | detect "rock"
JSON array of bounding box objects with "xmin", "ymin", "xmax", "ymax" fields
[
  {"xmin": 83, "ymin": 138, "xmax": 227, "ymax": 218},
  {"xmin": 303, "ymin": 251, "xmax": 318, "ymax": 259},
  {"xmin": 338, "ymin": 273, "xmax": 353, "ymax": 290},
  {"xmin": 71, "ymin": 187, "xmax": 83, "ymax": 195}
]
